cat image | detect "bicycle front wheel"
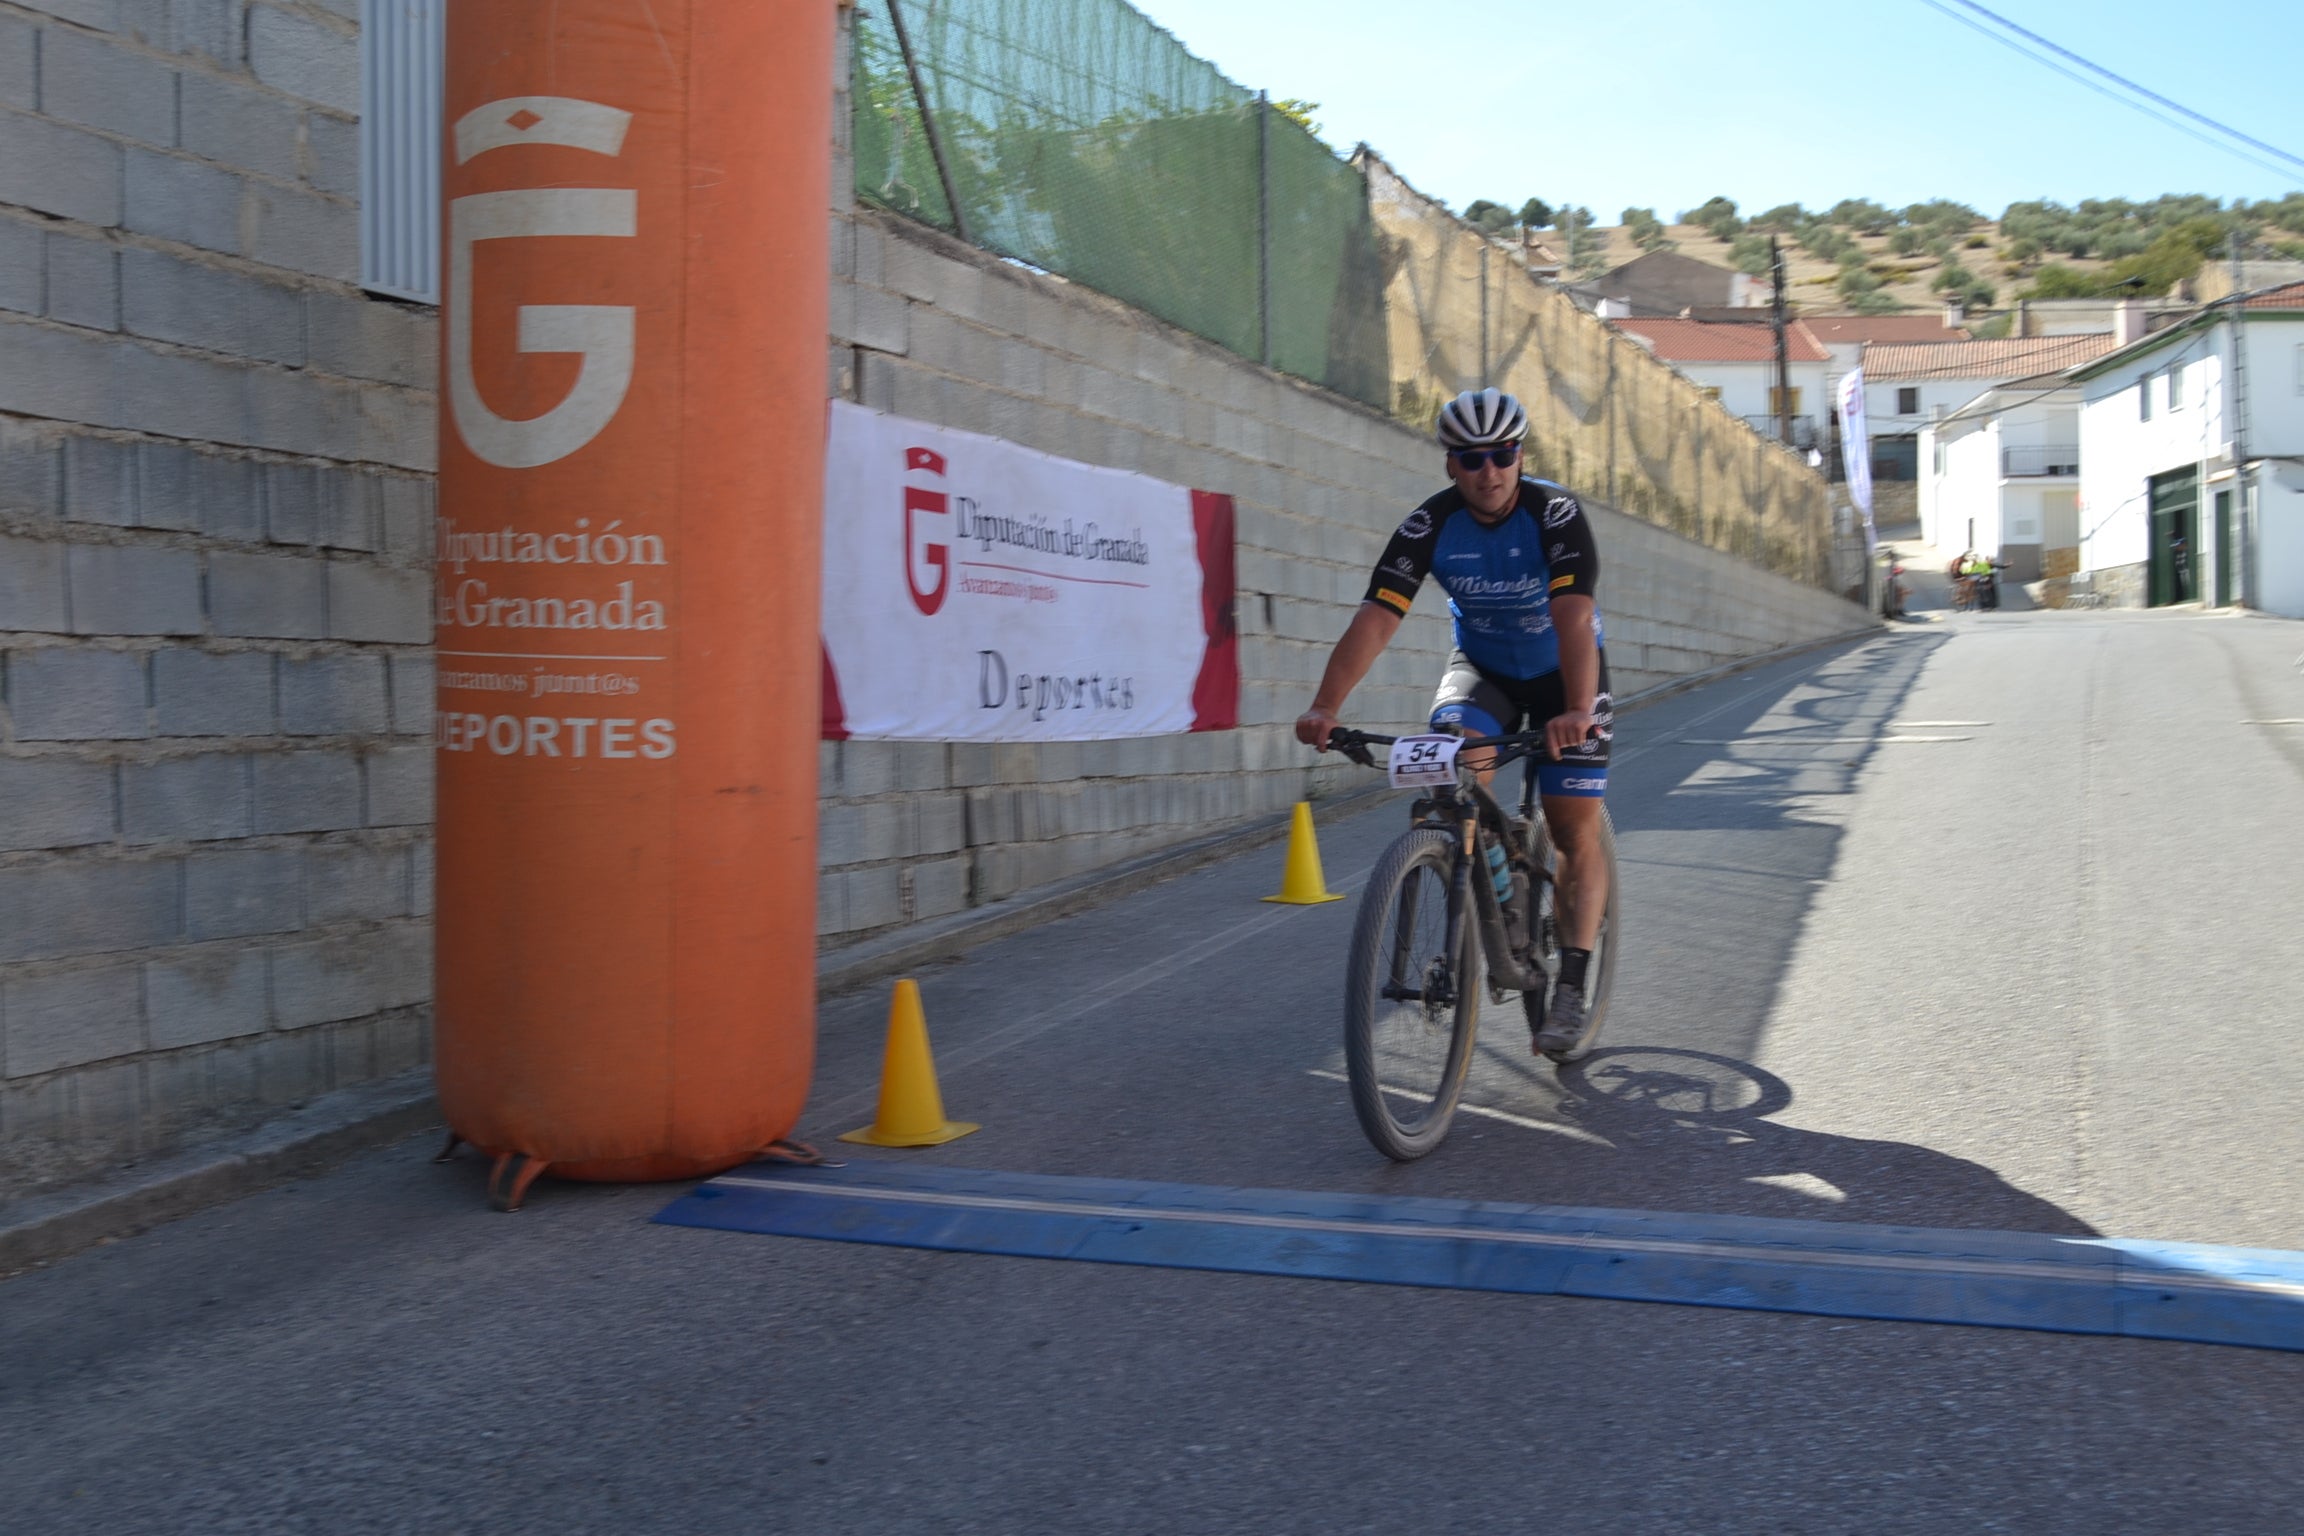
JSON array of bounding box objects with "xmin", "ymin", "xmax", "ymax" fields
[{"xmin": 1343, "ymin": 827, "xmax": 1483, "ymax": 1162}]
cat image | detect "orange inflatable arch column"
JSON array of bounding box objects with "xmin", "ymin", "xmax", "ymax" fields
[{"xmin": 433, "ymin": 1, "xmax": 835, "ymax": 1202}]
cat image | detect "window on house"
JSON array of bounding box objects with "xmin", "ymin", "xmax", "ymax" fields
[
  {"xmin": 1897, "ymin": 386, "xmax": 1920, "ymax": 415},
  {"xmin": 1768, "ymin": 386, "xmax": 1803, "ymax": 416},
  {"xmin": 2167, "ymin": 363, "xmax": 2184, "ymax": 410},
  {"xmin": 359, "ymin": 1, "xmax": 447, "ymax": 303}
]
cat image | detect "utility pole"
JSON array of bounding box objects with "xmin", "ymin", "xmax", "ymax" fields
[{"xmin": 1770, "ymin": 234, "xmax": 1792, "ymax": 448}]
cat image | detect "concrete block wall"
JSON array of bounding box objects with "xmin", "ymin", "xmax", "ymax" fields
[
  {"xmin": 0, "ymin": 0, "xmax": 436, "ymax": 1194},
  {"xmin": 816, "ymin": 15, "xmax": 1870, "ymax": 945},
  {"xmin": 0, "ymin": 5, "xmax": 1870, "ymax": 1190}
]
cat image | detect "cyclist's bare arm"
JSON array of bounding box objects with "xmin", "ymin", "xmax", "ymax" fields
[{"xmin": 1296, "ymin": 602, "xmax": 1402, "ymax": 748}]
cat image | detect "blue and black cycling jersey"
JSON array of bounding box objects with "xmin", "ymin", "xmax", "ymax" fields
[{"xmin": 1362, "ymin": 477, "xmax": 1603, "ymax": 679}]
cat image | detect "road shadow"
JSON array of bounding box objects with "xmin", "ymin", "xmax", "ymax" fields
[
  {"xmin": 1597, "ymin": 629, "xmax": 1949, "ymax": 1073},
  {"xmin": 1391, "ymin": 628, "xmax": 2104, "ymax": 1231},
  {"xmin": 1444, "ymin": 1045, "xmax": 2099, "ymax": 1235}
]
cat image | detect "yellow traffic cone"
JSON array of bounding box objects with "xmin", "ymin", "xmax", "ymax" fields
[
  {"xmin": 840, "ymin": 979, "xmax": 980, "ymax": 1147},
  {"xmin": 1261, "ymin": 801, "xmax": 1345, "ymax": 904}
]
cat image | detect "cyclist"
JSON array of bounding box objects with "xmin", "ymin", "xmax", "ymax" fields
[{"xmin": 1294, "ymin": 387, "xmax": 1611, "ymax": 1057}]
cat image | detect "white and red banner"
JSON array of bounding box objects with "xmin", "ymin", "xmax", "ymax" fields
[
  {"xmin": 820, "ymin": 401, "xmax": 1238, "ymax": 741},
  {"xmin": 1837, "ymin": 367, "xmax": 1876, "ymax": 554}
]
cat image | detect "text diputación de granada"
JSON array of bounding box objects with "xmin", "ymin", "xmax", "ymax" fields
[
  {"xmin": 436, "ymin": 514, "xmax": 676, "ymax": 759},
  {"xmin": 436, "ymin": 514, "xmax": 670, "ymax": 631}
]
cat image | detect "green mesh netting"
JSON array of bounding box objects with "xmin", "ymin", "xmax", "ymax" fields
[{"xmin": 852, "ymin": 0, "xmax": 1389, "ymax": 408}]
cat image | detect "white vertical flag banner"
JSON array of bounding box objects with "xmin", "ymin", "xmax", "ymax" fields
[
  {"xmin": 1837, "ymin": 368, "xmax": 1876, "ymax": 553},
  {"xmin": 821, "ymin": 401, "xmax": 1239, "ymax": 742}
]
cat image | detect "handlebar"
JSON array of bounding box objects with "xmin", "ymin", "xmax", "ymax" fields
[{"xmin": 1322, "ymin": 725, "xmax": 1559, "ymax": 772}]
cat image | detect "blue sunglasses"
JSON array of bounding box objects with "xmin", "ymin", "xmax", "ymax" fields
[{"xmin": 1450, "ymin": 444, "xmax": 1521, "ymax": 470}]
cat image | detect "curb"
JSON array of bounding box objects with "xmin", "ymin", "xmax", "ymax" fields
[
  {"xmin": 1610, "ymin": 623, "xmax": 1882, "ymax": 713},
  {"xmin": 815, "ymin": 779, "xmax": 1395, "ymax": 996},
  {"xmin": 0, "ymin": 1071, "xmax": 439, "ymax": 1278},
  {"xmin": 816, "ymin": 622, "xmax": 1883, "ymax": 997}
]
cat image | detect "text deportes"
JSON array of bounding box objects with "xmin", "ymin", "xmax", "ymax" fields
[
  {"xmin": 977, "ymin": 650, "xmax": 1135, "ymax": 722},
  {"xmin": 438, "ymin": 713, "xmax": 676, "ymax": 759}
]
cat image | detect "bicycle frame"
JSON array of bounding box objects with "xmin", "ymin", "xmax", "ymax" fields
[{"xmin": 1330, "ymin": 728, "xmax": 1554, "ymax": 995}]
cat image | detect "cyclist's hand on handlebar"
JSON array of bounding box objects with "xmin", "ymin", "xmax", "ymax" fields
[
  {"xmin": 1295, "ymin": 706, "xmax": 1339, "ymax": 750},
  {"xmin": 1545, "ymin": 708, "xmax": 1597, "ymax": 762}
]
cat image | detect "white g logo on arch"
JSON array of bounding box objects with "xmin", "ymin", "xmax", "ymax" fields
[{"xmin": 448, "ymin": 97, "xmax": 638, "ymax": 470}]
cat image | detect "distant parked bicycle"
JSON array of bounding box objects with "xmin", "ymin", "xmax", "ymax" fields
[{"xmin": 1321, "ymin": 726, "xmax": 1621, "ymax": 1161}]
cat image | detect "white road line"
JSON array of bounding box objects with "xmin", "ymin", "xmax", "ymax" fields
[
  {"xmin": 1305, "ymin": 1069, "xmax": 1611, "ymax": 1146},
  {"xmin": 1673, "ymin": 735, "xmax": 1971, "ymax": 746}
]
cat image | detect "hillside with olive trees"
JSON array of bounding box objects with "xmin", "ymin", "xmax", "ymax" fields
[{"xmin": 1457, "ymin": 193, "xmax": 2304, "ymax": 327}]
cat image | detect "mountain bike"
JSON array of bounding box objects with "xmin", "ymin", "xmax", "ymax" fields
[{"xmin": 1323, "ymin": 727, "xmax": 1620, "ymax": 1161}]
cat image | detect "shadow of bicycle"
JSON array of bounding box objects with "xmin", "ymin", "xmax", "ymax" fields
[{"xmin": 1449, "ymin": 1045, "xmax": 2098, "ymax": 1238}]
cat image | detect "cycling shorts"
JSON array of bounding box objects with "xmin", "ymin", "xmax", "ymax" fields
[{"xmin": 1428, "ymin": 648, "xmax": 1612, "ymax": 799}]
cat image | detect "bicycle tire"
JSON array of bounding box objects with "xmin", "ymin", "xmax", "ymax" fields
[
  {"xmin": 1342, "ymin": 827, "xmax": 1483, "ymax": 1162},
  {"xmin": 1523, "ymin": 807, "xmax": 1622, "ymax": 1064}
]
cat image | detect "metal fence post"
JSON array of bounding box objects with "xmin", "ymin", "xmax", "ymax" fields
[
  {"xmin": 886, "ymin": 0, "xmax": 968, "ymax": 244},
  {"xmin": 1257, "ymin": 90, "xmax": 1272, "ymax": 367},
  {"xmin": 1478, "ymin": 242, "xmax": 1489, "ymax": 388}
]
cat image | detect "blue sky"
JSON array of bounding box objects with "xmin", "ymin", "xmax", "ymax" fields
[{"xmin": 1129, "ymin": 0, "xmax": 2304, "ymax": 220}]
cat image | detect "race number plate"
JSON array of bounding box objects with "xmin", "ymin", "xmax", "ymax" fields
[{"xmin": 1386, "ymin": 734, "xmax": 1461, "ymax": 791}]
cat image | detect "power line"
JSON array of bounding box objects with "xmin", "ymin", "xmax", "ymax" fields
[
  {"xmin": 1940, "ymin": 0, "xmax": 2304, "ymax": 176},
  {"xmin": 1913, "ymin": 0, "xmax": 2302, "ymax": 183}
]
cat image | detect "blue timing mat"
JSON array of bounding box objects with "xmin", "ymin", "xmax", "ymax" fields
[{"xmin": 655, "ymin": 1161, "xmax": 2304, "ymax": 1353}]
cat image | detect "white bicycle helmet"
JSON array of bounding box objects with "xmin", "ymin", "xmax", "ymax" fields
[{"xmin": 1435, "ymin": 387, "xmax": 1528, "ymax": 451}]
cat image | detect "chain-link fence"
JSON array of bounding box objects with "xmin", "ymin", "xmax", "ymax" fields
[
  {"xmin": 850, "ymin": 0, "xmax": 1838, "ymax": 592},
  {"xmin": 1361, "ymin": 155, "xmax": 1836, "ymax": 588},
  {"xmin": 851, "ymin": 0, "xmax": 1389, "ymax": 407}
]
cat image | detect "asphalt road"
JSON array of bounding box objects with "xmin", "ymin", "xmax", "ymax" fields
[{"xmin": 7, "ymin": 608, "xmax": 2304, "ymax": 1534}]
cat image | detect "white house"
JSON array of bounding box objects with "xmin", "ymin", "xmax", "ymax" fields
[
  {"xmin": 1606, "ymin": 316, "xmax": 1831, "ymax": 450},
  {"xmin": 1859, "ymin": 332, "xmax": 2120, "ymax": 480},
  {"xmin": 1802, "ymin": 310, "xmax": 1970, "ymax": 385},
  {"xmin": 1917, "ymin": 377, "xmax": 2081, "ymax": 581},
  {"xmin": 2071, "ymin": 281, "xmax": 2304, "ymax": 614}
]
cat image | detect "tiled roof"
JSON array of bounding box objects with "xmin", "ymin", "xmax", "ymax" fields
[
  {"xmin": 1608, "ymin": 316, "xmax": 1828, "ymax": 363},
  {"xmin": 1860, "ymin": 333, "xmax": 2119, "ymax": 379},
  {"xmin": 1800, "ymin": 314, "xmax": 1971, "ymax": 345},
  {"xmin": 2240, "ymin": 281, "xmax": 2304, "ymax": 310}
]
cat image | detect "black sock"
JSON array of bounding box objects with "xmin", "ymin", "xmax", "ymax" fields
[{"xmin": 1559, "ymin": 947, "xmax": 1591, "ymax": 991}]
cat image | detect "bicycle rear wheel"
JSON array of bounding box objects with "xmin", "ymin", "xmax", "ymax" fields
[
  {"xmin": 1343, "ymin": 827, "xmax": 1483, "ymax": 1161},
  {"xmin": 1525, "ymin": 807, "xmax": 1621, "ymax": 1063}
]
